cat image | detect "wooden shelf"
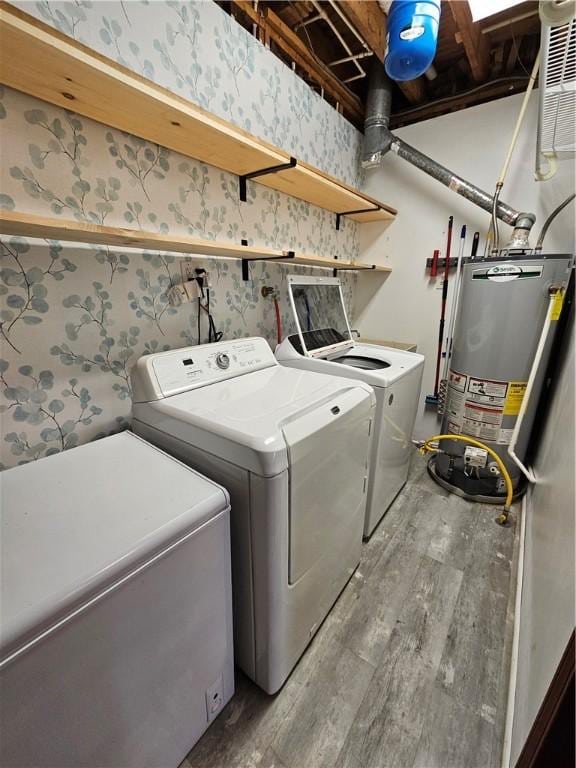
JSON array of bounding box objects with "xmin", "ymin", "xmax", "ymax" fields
[
  {"xmin": 0, "ymin": 3, "xmax": 396, "ymax": 224},
  {"xmin": 0, "ymin": 211, "xmax": 392, "ymax": 276},
  {"xmin": 0, "ymin": 211, "xmax": 284, "ymax": 260}
]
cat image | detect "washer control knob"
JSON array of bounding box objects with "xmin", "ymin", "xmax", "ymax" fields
[{"xmin": 216, "ymin": 353, "xmax": 230, "ymax": 370}]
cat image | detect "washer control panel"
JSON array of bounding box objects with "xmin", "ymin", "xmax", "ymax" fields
[{"xmin": 140, "ymin": 338, "xmax": 276, "ymax": 398}]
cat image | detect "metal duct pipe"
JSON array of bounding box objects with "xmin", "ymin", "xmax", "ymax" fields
[
  {"xmin": 387, "ymin": 136, "xmax": 523, "ymax": 225},
  {"xmin": 362, "ymin": 66, "xmax": 536, "ymax": 234},
  {"xmin": 363, "ymin": 60, "xmax": 394, "ymax": 168}
]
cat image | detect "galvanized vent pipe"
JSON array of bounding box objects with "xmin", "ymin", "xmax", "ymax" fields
[{"xmin": 362, "ymin": 62, "xmax": 536, "ymax": 240}]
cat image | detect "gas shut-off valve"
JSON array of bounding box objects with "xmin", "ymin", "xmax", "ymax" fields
[{"xmin": 463, "ymin": 446, "xmax": 488, "ymax": 469}]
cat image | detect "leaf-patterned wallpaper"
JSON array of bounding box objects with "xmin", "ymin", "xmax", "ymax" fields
[
  {"xmin": 15, "ymin": 0, "xmax": 363, "ymax": 187},
  {"xmin": 0, "ymin": 2, "xmax": 361, "ymax": 469}
]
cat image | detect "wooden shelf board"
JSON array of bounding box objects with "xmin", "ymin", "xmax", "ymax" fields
[
  {"xmin": 257, "ymin": 163, "xmax": 396, "ymax": 218},
  {"xmin": 0, "ymin": 211, "xmax": 285, "ymax": 260},
  {"xmin": 246, "ymin": 252, "xmax": 392, "ymax": 272},
  {"xmin": 0, "ymin": 211, "xmax": 392, "ymax": 274},
  {"xmin": 0, "ymin": 3, "xmax": 396, "ymax": 224},
  {"xmin": 347, "ymin": 208, "xmax": 395, "ymax": 223},
  {"xmin": 0, "ymin": 4, "xmax": 286, "ymax": 178}
]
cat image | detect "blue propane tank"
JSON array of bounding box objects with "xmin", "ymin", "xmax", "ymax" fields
[{"xmin": 385, "ymin": 0, "xmax": 441, "ymax": 81}]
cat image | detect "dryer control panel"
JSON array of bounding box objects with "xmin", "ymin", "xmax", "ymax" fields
[{"xmin": 131, "ymin": 338, "xmax": 277, "ymax": 401}]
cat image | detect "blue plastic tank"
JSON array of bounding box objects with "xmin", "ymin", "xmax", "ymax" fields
[{"xmin": 385, "ymin": 0, "xmax": 441, "ymax": 81}]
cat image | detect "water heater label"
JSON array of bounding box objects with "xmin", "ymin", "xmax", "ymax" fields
[
  {"xmin": 445, "ymin": 370, "xmax": 528, "ymax": 445},
  {"xmin": 472, "ymin": 265, "xmax": 544, "ymax": 282},
  {"xmin": 468, "ymin": 377, "xmax": 507, "ymax": 401},
  {"xmin": 448, "ymin": 370, "xmax": 466, "ymax": 392},
  {"xmin": 445, "ymin": 370, "xmax": 509, "ymax": 441},
  {"xmin": 503, "ymin": 382, "xmax": 527, "ymax": 415},
  {"xmin": 550, "ymin": 290, "xmax": 565, "ymax": 321},
  {"xmin": 497, "ymin": 428, "xmax": 515, "ymax": 445}
]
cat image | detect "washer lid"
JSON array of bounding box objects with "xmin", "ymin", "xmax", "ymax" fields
[
  {"xmin": 0, "ymin": 432, "xmax": 229, "ymax": 663},
  {"xmin": 287, "ymin": 275, "xmax": 354, "ymax": 357},
  {"xmin": 276, "ymin": 336, "xmax": 425, "ymax": 388},
  {"xmin": 139, "ymin": 365, "xmax": 374, "ymax": 476},
  {"xmin": 330, "ymin": 343, "xmax": 425, "ymax": 386}
]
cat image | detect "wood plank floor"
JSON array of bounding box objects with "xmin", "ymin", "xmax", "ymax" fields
[{"xmin": 183, "ymin": 453, "xmax": 519, "ymax": 768}]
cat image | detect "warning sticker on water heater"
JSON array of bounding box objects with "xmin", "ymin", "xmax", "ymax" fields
[
  {"xmin": 503, "ymin": 382, "xmax": 527, "ymax": 415},
  {"xmin": 445, "ymin": 372, "xmax": 527, "ymax": 445},
  {"xmin": 467, "ymin": 376, "xmax": 508, "ymax": 404},
  {"xmin": 445, "ymin": 370, "xmax": 508, "ymax": 441},
  {"xmin": 448, "ymin": 370, "xmax": 466, "ymax": 392}
]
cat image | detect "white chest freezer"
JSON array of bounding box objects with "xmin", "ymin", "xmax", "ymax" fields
[{"xmin": 0, "ymin": 432, "xmax": 233, "ymax": 768}]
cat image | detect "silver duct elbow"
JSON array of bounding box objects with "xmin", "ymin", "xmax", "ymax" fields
[{"xmin": 362, "ymin": 64, "xmax": 536, "ymax": 240}]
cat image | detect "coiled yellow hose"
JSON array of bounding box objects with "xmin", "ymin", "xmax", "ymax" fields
[{"xmin": 418, "ymin": 434, "xmax": 514, "ymax": 525}]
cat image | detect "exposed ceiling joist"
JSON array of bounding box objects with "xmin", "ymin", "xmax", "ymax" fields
[
  {"xmin": 230, "ymin": 1, "xmax": 363, "ymax": 123},
  {"xmin": 391, "ymin": 76, "xmax": 530, "ymax": 128},
  {"xmin": 263, "ymin": 5, "xmax": 364, "ymax": 118},
  {"xmin": 337, "ymin": 1, "xmax": 386, "ymax": 60},
  {"xmin": 448, "ymin": 0, "xmax": 491, "ymax": 82},
  {"xmin": 336, "ymin": 0, "xmax": 427, "ymax": 105},
  {"xmin": 224, "ymin": 0, "xmax": 541, "ymax": 129}
]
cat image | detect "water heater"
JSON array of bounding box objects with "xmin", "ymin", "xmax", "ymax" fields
[{"xmin": 430, "ymin": 253, "xmax": 572, "ymax": 501}]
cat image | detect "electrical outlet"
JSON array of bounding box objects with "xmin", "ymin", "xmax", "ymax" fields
[
  {"xmin": 180, "ymin": 258, "xmax": 197, "ymax": 283},
  {"xmin": 167, "ymin": 280, "xmax": 198, "ymax": 306},
  {"xmin": 205, "ymin": 674, "xmax": 224, "ymax": 722}
]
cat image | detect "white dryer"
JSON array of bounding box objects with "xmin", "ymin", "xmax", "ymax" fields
[
  {"xmin": 130, "ymin": 337, "xmax": 375, "ymax": 694},
  {"xmin": 276, "ymin": 276, "xmax": 425, "ymax": 539}
]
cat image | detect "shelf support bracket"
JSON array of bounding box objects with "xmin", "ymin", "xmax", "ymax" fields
[
  {"xmin": 335, "ymin": 207, "xmax": 381, "ymax": 230},
  {"xmin": 241, "ymin": 241, "xmax": 294, "ymax": 281},
  {"xmin": 239, "ymin": 157, "xmax": 298, "ymax": 202},
  {"xmin": 333, "ymin": 260, "xmax": 377, "ymax": 276}
]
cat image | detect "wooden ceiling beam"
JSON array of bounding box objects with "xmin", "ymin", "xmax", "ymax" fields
[
  {"xmin": 263, "ymin": 6, "xmax": 363, "ymax": 119},
  {"xmin": 391, "ymin": 76, "xmax": 530, "ymax": 128},
  {"xmin": 230, "ymin": 1, "xmax": 363, "ymax": 124},
  {"xmin": 336, "ymin": 0, "xmax": 427, "ymax": 105},
  {"xmin": 337, "ymin": 0, "xmax": 386, "ymax": 60},
  {"xmin": 395, "ymin": 76, "xmax": 427, "ymax": 104},
  {"xmin": 448, "ymin": 0, "xmax": 491, "ymax": 82}
]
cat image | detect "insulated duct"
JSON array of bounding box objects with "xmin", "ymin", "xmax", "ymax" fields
[{"xmin": 362, "ymin": 63, "xmax": 536, "ymax": 237}]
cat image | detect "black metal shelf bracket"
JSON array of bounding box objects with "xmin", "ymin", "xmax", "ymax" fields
[
  {"xmin": 335, "ymin": 206, "xmax": 381, "ymax": 230},
  {"xmin": 241, "ymin": 242, "xmax": 294, "ymax": 281},
  {"xmin": 333, "ymin": 261, "xmax": 378, "ymax": 277},
  {"xmin": 239, "ymin": 157, "xmax": 297, "ymax": 202}
]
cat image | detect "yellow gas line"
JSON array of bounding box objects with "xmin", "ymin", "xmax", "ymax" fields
[{"xmin": 418, "ymin": 434, "xmax": 514, "ymax": 525}]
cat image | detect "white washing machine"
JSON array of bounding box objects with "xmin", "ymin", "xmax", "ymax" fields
[
  {"xmin": 0, "ymin": 432, "xmax": 234, "ymax": 768},
  {"xmin": 276, "ymin": 275, "xmax": 424, "ymax": 539},
  {"xmin": 130, "ymin": 337, "xmax": 375, "ymax": 694}
]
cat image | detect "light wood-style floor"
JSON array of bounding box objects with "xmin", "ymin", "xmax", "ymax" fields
[{"xmin": 183, "ymin": 453, "xmax": 519, "ymax": 768}]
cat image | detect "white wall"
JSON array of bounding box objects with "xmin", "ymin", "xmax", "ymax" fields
[
  {"xmin": 509, "ymin": 319, "xmax": 575, "ymax": 764},
  {"xmin": 355, "ymin": 91, "xmax": 575, "ymax": 438}
]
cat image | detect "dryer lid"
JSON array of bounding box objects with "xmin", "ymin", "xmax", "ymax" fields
[
  {"xmin": 140, "ymin": 365, "xmax": 374, "ymax": 476},
  {"xmin": 0, "ymin": 433, "xmax": 229, "ymax": 664}
]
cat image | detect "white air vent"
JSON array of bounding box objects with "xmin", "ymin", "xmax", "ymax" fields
[{"xmin": 536, "ymin": 18, "xmax": 576, "ymax": 176}]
